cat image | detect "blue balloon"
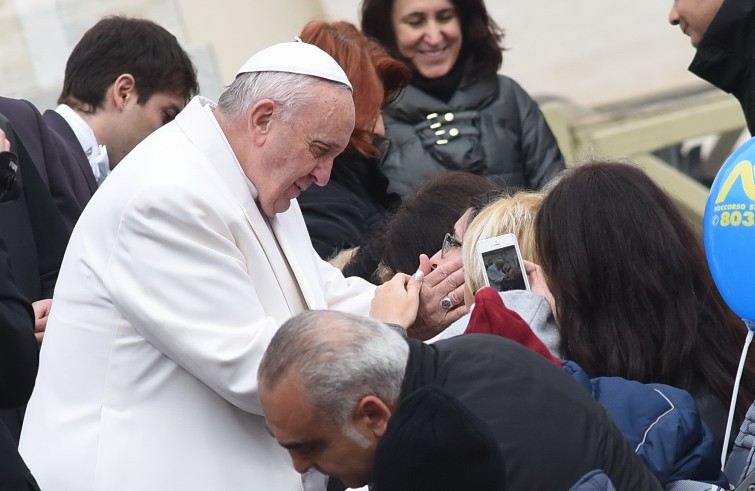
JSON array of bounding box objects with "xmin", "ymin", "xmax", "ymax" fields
[{"xmin": 704, "ymin": 136, "xmax": 755, "ymax": 324}]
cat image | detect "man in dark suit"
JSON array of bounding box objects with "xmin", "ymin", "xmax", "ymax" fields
[
  {"xmin": 0, "ymin": 114, "xmax": 69, "ymax": 442},
  {"xmin": 0, "ymin": 233, "xmax": 42, "ymax": 490},
  {"xmin": 0, "ymin": 229, "xmax": 42, "ymax": 491},
  {"xmin": 0, "ymin": 115, "xmax": 68, "ymax": 327},
  {"xmin": 0, "ymin": 136, "xmax": 41, "ymax": 489},
  {"xmin": 0, "ymin": 16, "xmax": 198, "ymax": 231}
]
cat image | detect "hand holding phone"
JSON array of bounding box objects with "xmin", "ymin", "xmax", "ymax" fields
[{"xmin": 476, "ymin": 233, "xmax": 530, "ymax": 292}]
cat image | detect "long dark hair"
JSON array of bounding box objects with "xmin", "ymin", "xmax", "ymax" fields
[
  {"xmin": 360, "ymin": 0, "xmax": 504, "ymax": 83},
  {"xmin": 377, "ymin": 171, "xmax": 501, "ymax": 276},
  {"xmin": 535, "ymin": 161, "xmax": 755, "ymax": 418}
]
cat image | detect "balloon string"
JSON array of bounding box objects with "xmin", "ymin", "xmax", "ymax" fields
[{"xmin": 716, "ymin": 326, "xmax": 754, "ymax": 490}]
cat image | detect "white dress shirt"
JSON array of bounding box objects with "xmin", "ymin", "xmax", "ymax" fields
[{"xmin": 55, "ymin": 104, "xmax": 110, "ymax": 184}]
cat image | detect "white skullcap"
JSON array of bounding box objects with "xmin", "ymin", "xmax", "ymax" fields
[{"xmin": 235, "ymin": 39, "xmax": 352, "ymax": 90}]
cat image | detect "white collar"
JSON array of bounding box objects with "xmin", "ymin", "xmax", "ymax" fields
[
  {"xmin": 55, "ymin": 104, "xmax": 110, "ymax": 185},
  {"xmin": 198, "ymin": 98, "xmax": 258, "ymax": 200}
]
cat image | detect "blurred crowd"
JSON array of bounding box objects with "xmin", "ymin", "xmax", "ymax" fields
[{"xmin": 1, "ymin": 0, "xmax": 754, "ymax": 490}]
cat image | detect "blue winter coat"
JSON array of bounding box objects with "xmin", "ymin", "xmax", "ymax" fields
[
  {"xmin": 568, "ymin": 470, "xmax": 616, "ymax": 491},
  {"xmin": 564, "ymin": 361, "xmax": 727, "ymax": 488}
]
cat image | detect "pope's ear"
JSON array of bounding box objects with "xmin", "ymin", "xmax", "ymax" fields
[
  {"xmin": 354, "ymin": 395, "xmax": 392, "ymax": 439},
  {"xmin": 248, "ymin": 99, "xmax": 275, "ymax": 143}
]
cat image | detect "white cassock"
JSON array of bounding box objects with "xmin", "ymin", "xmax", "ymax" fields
[{"xmin": 19, "ymin": 97, "xmax": 375, "ymax": 491}]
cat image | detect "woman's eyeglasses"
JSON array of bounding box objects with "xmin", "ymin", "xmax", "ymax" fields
[{"xmin": 441, "ymin": 233, "xmax": 463, "ymax": 258}]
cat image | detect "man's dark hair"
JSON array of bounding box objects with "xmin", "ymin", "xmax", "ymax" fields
[{"xmin": 58, "ymin": 16, "xmax": 199, "ymax": 111}]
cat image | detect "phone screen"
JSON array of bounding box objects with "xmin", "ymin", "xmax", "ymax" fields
[{"xmin": 481, "ymin": 245, "xmax": 527, "ymax": 292}]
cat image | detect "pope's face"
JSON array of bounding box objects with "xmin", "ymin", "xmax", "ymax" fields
[{"xmin": 251, "ymin": 85, "xmax": 355, "ymax": 217}]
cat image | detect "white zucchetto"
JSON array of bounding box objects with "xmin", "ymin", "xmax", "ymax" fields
[{"xmin": 235, "ymin": 39, "xmax": 352, "ymax": 91}]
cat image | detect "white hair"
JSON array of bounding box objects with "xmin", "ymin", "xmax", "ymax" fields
[
  {"xmin": 216, "ymin": 71, "xmax": 350, "ymax": 125},
  {"xmin": 259, "ymin": 310, "xmax": 410, "ymax": 426}
]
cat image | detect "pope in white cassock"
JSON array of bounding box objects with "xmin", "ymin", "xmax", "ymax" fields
[{"xmin": 19, "ymin": 41, "xmax": 377, "ymax": 491}]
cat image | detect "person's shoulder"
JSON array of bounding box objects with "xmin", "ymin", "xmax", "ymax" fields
[
  {"xmin": 493, "ymin": 74, "xmax": 539, "ymax": 101},
  {"xmin": 0, "ymin": 96, "xmax": 40, "ymax": 117},
  {"xmin": 0, "ymin": 97, "xmax": 49, "ymax": 138},
  {"xmin": 436, "ymin": 331, "xmax": 533, "ymax": 358}
]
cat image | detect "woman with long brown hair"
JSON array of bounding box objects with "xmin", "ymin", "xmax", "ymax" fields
[{"xmin": 535, "ymin": 160, "xmax": 755, "ymax": 451}]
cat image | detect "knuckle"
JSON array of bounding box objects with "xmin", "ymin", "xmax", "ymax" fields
[{"xmin": 445, "ymin": 276, "xmax": 459, "ymax": 290}]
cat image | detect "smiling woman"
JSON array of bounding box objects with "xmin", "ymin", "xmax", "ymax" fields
[
  {"xmin": 361, "ymin": 0, "xmax": 565, "ymax": 196},
  {"xmin": 391, "ymin": 0, "xmax": 462, "ymax": 79}
]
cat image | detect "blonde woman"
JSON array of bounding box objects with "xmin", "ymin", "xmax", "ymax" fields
[
  {"xmin": 422, "ymin": 192, "xmax": 559, "ymax": 355},
  {"xmin": 461, "ymin": 192, "xmax": 543, "ymax": 304}
]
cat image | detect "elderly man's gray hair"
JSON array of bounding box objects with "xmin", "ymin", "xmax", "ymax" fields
[
  {"xmin": 258, "ymin": 310, "xmax": 410, "ymax": 425},
  {"xmin": 216, "ymin": 71, "xmax": 349, "ymax": 125}
]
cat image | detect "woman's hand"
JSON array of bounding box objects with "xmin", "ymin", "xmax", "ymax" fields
[
  {"xmin": 410, "ymin": 254, "xmax": 469, "ymax": 340},
  {"xmin": 370, "ymin": 271, "xmax": 422, "ymax": 328}
]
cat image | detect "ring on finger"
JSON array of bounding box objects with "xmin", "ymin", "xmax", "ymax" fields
[{"xmin": 440, "ymin": 296, "xmax": 453, "ymax": 310}]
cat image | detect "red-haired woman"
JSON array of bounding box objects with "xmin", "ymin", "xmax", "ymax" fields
[{"xmin": 297, "ymin": 21, "xmax": 411, "ymax": 262}]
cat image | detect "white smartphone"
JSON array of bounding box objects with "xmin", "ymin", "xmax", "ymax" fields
[{"xmin": 476, "ymin": 233, "xmax": 530, "ymax": 292}]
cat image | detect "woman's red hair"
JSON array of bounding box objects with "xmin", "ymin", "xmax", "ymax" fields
[{"xmin": 299, "ymin": 21, "xmax": 410, "ymax": 158}]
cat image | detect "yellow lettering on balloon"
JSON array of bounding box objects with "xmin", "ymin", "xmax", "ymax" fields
[{"xmin": 715, "ymin": 160, "xmax": 755, "ymax": 203}]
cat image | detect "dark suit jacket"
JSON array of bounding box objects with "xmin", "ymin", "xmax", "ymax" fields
[
  {"xmin": 0, "ymin": 112, "xmax": 68, "ymax": 302},
  {"xmin": 0, "ymin": 96, "xmax": 96, "ymax": 231},
  {"xmin": 0, "ymin": 235, "xmax": 42, "ymax": 491},
  {"xmin": 0, "ymin": 111, "xmax": 68, "ymax": 444}
]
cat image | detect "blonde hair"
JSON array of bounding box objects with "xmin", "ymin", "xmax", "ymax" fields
[{"xmin": 462, "ymin": 192, "xmax": 544, "ymax": 295}]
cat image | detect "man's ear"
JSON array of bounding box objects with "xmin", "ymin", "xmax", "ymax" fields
[
  {"xmin": 111, "ymin": 74, "xmax": 138, "ymax": 110},
  {"xmin": 354, "ymin": 395, "xmax": 393, "ymax": 439},
  {"xmin": 248, "ymin": 99, "xmax": 276, "ymax": 145}
]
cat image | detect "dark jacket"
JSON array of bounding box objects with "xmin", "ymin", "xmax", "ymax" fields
[
  {"xmin": 0, "ymin": 111, "xmax": 68, "ymax": 302},
  {"xmin": 382, "ymin": 74, "xmax": 564, "ymax": 196},
  {"xmin": 42, "ymin": 109, "xmax": 99, "ymax": 227},
  {"xmin": 0, "ymin": 96, "xmax": 96, "ymax": 231},
  {"xmin": 0, "ymin": 112, "xmax": 68, "ymax": 443},
  {"xmin": 0, "ymin": 235, "xmax": 41, "ymax": 491},
  {"xmin": 689, "ymin": 0, "xmax": 755, "ymax": 134},
  {"xmin": 298, "ymin": 150, "xmax": 399, "ymax": 260},
  {"xmin": 569, "ymin": 471, "xmax": 616, "ymax": 491},
  {"xmin": 402, "ymin": 335, "xmax": 662, "ymax": 490},
  {"xmin": 725, "ymin": 399, "xmax": 755, "ymax": 487}
]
